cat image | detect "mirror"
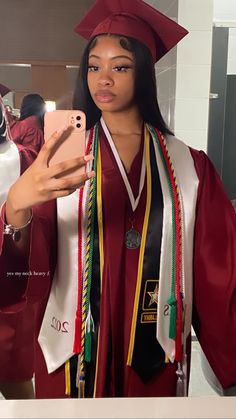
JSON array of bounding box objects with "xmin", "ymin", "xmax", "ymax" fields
[{"xmin": 1, "ymin": 0, "xmax": 236, "ymax": 401}]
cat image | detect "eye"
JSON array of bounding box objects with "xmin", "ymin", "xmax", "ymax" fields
[
  {"xmin": 88, "ymin": 65, "xmax": 99, "ymax": 72},
  {"xmin": 113, "ymin": 65, "xmax": 133, "ymax": 72}
]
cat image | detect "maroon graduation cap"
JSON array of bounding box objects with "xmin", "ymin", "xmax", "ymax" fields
[
  {"xmin": 0, "ymin": 83, "xmax": 11, "ymax": 97},
  {"xmin": 75, "ymin": 0, "xmax": 188, "ymax": 62}
]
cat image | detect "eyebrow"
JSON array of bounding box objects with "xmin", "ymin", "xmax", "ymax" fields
[{"xmin": 88, "ymin": 54, "xmax": 134, "ymax": 62}]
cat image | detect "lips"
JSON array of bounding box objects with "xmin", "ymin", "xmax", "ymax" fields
[{"xmin": 94, "ymin": 90, "xmax": 115, "ymax": 103}]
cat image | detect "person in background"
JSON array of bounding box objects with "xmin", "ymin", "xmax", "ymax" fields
[
  {"xmin": 10, "ymin": 93, "xmax": 46, "ymax": 154},
  {"xmin": 0, "ymin": 95, "xmax": 37, "ymax": 399},
  {"xmin": 1, "ymin": 0, "xmax": 236, "ymax": 400},
  {"xmin": 0, "ymin": 83, "xmax": 16, "ymax": 124}
]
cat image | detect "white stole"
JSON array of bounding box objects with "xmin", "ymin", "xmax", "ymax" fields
[
  {"xmin": 153, "ymin": 133, "xmax": 199, "ymax": 362},
  {"xmin": 38, "ymin": 134, "xmax": 91, "ymax": 373}
]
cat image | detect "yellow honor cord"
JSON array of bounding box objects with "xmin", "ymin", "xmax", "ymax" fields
[
  {"xmin": 65, "ymin": 360, "xmax": 71, "ymax": 396},
  {"xmin": 97, "ymin": 142, "xmax": 104, "ymax": 276},
  {"xmin": 127, "ymin": 128, "xmax": 152, "ymax": 366}
]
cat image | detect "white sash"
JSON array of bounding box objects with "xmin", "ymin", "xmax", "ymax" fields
[
  {"xmin": 38, "ymin": 191, "xmax": 80, "ymax": 373},
  {"xmin": 154, "ymin": 133, "xmax": 199, "ymax": 361},
  {"xmin": 38, "ymin": 128, "xmax": 199, "ymax": 373},
  {"xmin": 0, "ymin": 141, "xmax": 20, "ymax": 206},
  {"xmin": 38, "ymin": 133, "xmax": 91, "ymax": 373}
]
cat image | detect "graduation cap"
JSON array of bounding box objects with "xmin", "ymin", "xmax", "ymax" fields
[
  {"xmin": 75, "ymin": 0, "xmax": 188, "ymax": 63},
  {"xmin": 0, "ymin": 83, "xmax": 11, "ymax": 97}
]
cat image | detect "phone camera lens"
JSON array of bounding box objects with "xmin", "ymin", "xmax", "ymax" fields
[
  {"xmin": 76, "ymin": 123, "xmax": 81, "ymax": 128},
  {"xmin": 76, "ymin": 116, "xmax": 81, "ymax": 121}
]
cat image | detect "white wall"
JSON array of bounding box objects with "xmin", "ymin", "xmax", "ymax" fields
[
  {"xmin": 213, "ymin": 0, "xmax": 236, "ymax": 75},
  {"xmin": 228, "ymin": 28, "xmax": 236, "ymax": 74},
  {"xmin": 148, "ymin": 0, "xmax": 214, "ymax": 152},
  {"xmin": 147, "ymin": 0, "xmax": 179, "ymax": 131},
  {"xmin": 213, "ymin": 0, "xmax": 236, "ymax": 21},
  {"xmin": 174, "ymin": 0, "xmax": 214, "ymax": 151}
]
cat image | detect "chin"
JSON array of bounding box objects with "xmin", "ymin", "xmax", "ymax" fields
[{"xmin": 95, "ymin": 102, "xmax": 118, "ymax": 113}]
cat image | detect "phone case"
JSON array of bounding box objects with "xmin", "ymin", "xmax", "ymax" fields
[{"xmin": 44, "ymin": 110, "xmax": 86, "ymax": 178}]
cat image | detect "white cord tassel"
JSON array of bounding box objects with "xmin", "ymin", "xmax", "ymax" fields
[
  {"xmin": 176, "ymin": 360, "xmax": 187, "ymax": 397},
  {"xmin": 76, "ymin": 355, "xmax": 85, "ymax": 398}
]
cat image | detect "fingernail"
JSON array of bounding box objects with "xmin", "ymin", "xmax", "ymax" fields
[
  {"xmin": 84, "ymin": 155, "xmax": 94, "ymax": 162},
  {"xmin": 87, "ymin": 171, "xmax": 96, "ymax": 179}
]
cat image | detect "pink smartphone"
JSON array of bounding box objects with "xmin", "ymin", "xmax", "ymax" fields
[{"xmin": 44, "ymin": 110, "xmax": 86, "ymax": 178}]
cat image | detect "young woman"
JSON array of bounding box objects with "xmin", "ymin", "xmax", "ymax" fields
[{"xmin": 1, "ymin": 0, "xmax": 236, "ymax": 399}]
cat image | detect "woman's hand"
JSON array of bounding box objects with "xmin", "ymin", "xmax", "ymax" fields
[{"xmin": 7, "ymin": 127, "xmax": 95, "ymax": 215}]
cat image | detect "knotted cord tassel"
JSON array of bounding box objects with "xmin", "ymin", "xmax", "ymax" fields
[
  {"xmin": 76, "ymin": 355, "xmax": 85, "ymax": 398},
  {"xmin": 85, "ymin": 305, "xmax": 95, "ymax": 363},
  {"xmin": 167, "ymin": 294, "xmax": 177, "ymax": 339},
  {"xmin": 78, "ymin": 374, "xmax": 85, "ymax": 399},
  {"xmin": 176, "ymin": 361, "xmax": 186, "ymax": 397}
]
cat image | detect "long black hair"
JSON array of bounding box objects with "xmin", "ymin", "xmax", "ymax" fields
[
  {"xmin": 19, "ymin": 93, "xmax": 46, "ymax": 129},
  {"xmin": 73, "ymin": 34, "xmax": 173, "ymax": 135}
]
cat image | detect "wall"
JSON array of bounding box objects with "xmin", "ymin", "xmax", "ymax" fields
[
  {"xmin": 213, "ymin": 0, "xmax": 236, "ymax": 21},
  {"xmin": 213, "ymin": 0, "xmax": 236, "ymax": 75},
  {"xmin": 0, "ymin": 0, "xmax": 93, "ymax": 64},
  {"xmin": 144, "ymin": 1, "xmax": 215, "ymax": 153},
  {"xmin": 148, "ymin": 0, "xmax": 179, "ymax": 131},
  {"xmin": 0, "ymin": 0, "xmax": 93, "ymax": 107},
  {"xmin": 174, "ymin": 0, "xmax": 214, "ymax": 151},
  {"xmin": 209, "ymin": 0, "xmax": 236, "ymax": 197},
  {"xmin": 228, "ymin": 29, "xmax": 236, "ymax": 74}
]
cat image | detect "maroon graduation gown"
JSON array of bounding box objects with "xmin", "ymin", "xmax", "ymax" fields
[
  {"xmin": 191, "ymin": 148, "xmax": 236, "ymax": 388},
  {"xmin": 10, "ymin": 115, "xmax": 44, "ymax": 155},
  {"xmin": 0, "ymin": 134, "xmax": 236, "ymax": 394}
]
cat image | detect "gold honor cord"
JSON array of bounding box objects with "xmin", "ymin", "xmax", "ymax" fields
[
  {"xmin": 127, "ymin": 128, "xmax": 152, "ymax": 366},
  {"xmin": 65, "ymin": 359, "xmax": 71, "ymax": 396},
  {"xmin": 97, "ymin": 143, "xmax": 104, "ymax": 276},
  {"xmin": 93, "ymin": 142, "xmax": 104, "ymax": 397}
]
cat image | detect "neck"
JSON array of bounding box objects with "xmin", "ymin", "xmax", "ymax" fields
[{"xmin": 101, "ymin": 108, "xmax": 143, "ymax": 135}]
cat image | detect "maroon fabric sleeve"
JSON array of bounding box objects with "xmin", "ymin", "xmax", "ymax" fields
[
  {"xmin": 27, "ymin": 200, "xmax": 57, "ymax": 302},
  {"xmin": 0, "ymin": 144, "xmax": 36, "ymax": 258},
  {"xmin": 10, "ymin": 116, "xmax": 44, "ymax": 154},
  {"xmin": 0, "ymin": 200, "xmax": 56, "ymax": 313},
  {"xmin": 0, "ymin": 146, "xmax": 56, "ymax": 313},
  {"xmin": 15, "ymin": 127, "xmax": 44, "ymax": 154},
  {"xmin": 190, "ymin": 148, "xmax": 236, "ymax": 388},
  {"xmin": 0, "ymin": 145, "xmax": 36, "ymax": 257},
  {"xmin": 17, "ymin": 143, "xmax": 38, "ymax": 172}
]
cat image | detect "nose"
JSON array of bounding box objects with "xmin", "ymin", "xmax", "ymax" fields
[{"xmin": 98, "ymin": 70, "xmax": 114, "ymax": 87}]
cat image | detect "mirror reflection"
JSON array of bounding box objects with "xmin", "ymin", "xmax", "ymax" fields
[{"xmin": 0, "ymin": 0, "xmax": 236, "ymax": 403}]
